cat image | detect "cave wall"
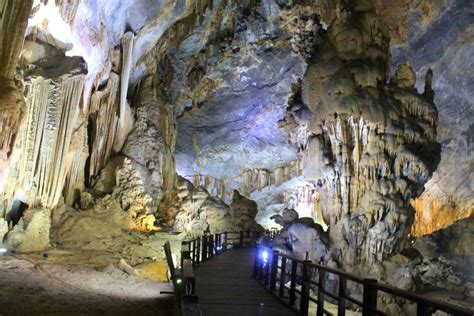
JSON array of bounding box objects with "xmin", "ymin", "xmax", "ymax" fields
[
  {"xmin": 349, "ymin": 0, "xmax": 474, "ymax": 236},
  {"xmin": 390, "ymin": 0, "xmax": 474, "ymax": 236}
]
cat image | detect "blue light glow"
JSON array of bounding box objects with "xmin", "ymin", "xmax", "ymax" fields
[{"xmin": 261, "ymin": 250, "xmax": 269, "ymax": 264}]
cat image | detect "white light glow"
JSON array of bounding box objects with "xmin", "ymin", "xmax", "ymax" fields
[
  {"xmin": 261, "ymin": 250, "xmax": 269, "ymax": 263},
  {"xmin": 295, "ymin": 202, "xmax": 329, "ymax": 231},
  {"xmin": 295, "ymin": 203, "xmax": 313, "ymax": 219},
  {"xmin": 0, "ymin": 248, "xmax": 7, "ymax": 255},
  {"xmin": 28, "ymin": 1, "xmax": 73, "ymax": 48}
]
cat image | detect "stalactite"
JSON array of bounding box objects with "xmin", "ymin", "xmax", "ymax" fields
[
  {"xmin": 46, "ymin": 75, "xmax": 85, "ymax": 207},
  {"xmin": 17, "ymin": 77, "xmax": 52, "ymax": 191},
  {"xmin": 0, "ymin": 0, "xmax": 34, "ymax": 193},
  {"xmin": 55, "ymin": 0, "xmax": 80, "ymax": 23},
  {"xmin": 190, "ymin": 160, "xmax": 301, "ymax": 204},
  {"xmin": 120, "ymin": 32, "xmax": 135, "ymax": 128},
  {"xmin": 64, "ymin": 120, "xmax": 88, "ymax": 205},
  {"xmin": 89, "ymin": 73, "xmax": 120, "ymax": 181},
  {"xmin": 281, "ymin": 0, "xmax": 441, "ymax": 265},
  {"xmin": 8, "ymin": 67, "xmax": 86, "ymax": 209},
  {"xmin": 0, "ymin": 0, "xmax": 33, "ymax": 79}
]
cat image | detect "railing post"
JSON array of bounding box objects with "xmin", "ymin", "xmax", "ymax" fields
[
  {"xmin": 300, "ymin": 260, "xmax": 312, "ymax": 316},
  {"xmin": 181, "ymin": 241, "xmax": 191, "ymax": 269},
  {"xmin": 224, "ymin": 232, "xmax": 228, "ymax": 251},
  {"xmin": 202, "ymin": 235, "xmax": 208, "ymax": 260},
  {"xmin": 220, "ymin": 233, "xmax": 223, "ymax": 253},
  {"xmin": 239, "ymin": 231, "xmax": 244, "ymax": 248},
  {"xmin": 253, "ymin": 246, "xmax": 260, "ymax": 279},
  {"xmin": 214, "ymin": 233, "xmax": 218, "ymax": 254},
  {"xmin": 270, "ymin": 251, "xmax": 278, "ymax": 291},
  {"xmin": 279, "ymin": 257, "xmax": 287, "ymax": 298},
  {"xmin": 317, "ymin": 269, "xmax": 325, "ymax": 316},
  {"xmin": 289, "ymin": 260, "xmax": 298, "ymax": 306},
  {"xmin": 264, "ymin": 257, "xmax": 270, "ymax": 285},
  {"xmin": 219, "ymin": 233, "xmax": 222, "ymax": 252},
  {"xmin": 191, "ymin": 240, "xmax": 196, "ymax": 267},
  {"xmin": 338, "ymin": 276, "xmax": 347, "ymax": 316},
  {"xmin": 209, "ymin": 234, "xmax": 214, "ymax": 259},
  {"xmin": 196, "ymin": 237, "xmax": 201, "ymax": 265},
  {"xmin": 362, "ymin": 278, "xmax": 378, "ymax": 316}
]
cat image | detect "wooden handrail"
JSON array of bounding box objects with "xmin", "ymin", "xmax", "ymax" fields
[
  {"xmin": 172, "ymin": 230, "xmax": 274, "ymax": 316},
  {"xmin": 254, "ymin": 246, "xmax": 474, "ymax": 316}
]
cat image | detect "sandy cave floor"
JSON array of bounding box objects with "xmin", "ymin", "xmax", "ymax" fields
[{"xmin": 0, "ymin": 251, "xmax": 174, "ymax": 316}]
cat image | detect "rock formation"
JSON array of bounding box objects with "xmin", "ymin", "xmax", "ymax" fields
[
  {"xmin": 0, "ymin": 0, "xmax": 33, "ymax": 198},
  {"xmin": 10, "ymin": 54, "xmax": 86, "ymax": 208},
  {"xmin": 160, "ymin": 176, "xmax": 262, "ymax": 236},
  {"xmin": 391, "ymin": 0, "xmax": 474, "ymax": 236},
  {"xmin": 284, "ymin": 1, "xmax": 440, "ymax": 265}
]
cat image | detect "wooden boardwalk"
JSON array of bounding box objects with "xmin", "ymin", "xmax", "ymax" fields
[{"xmin": 194, "ymin": 248, "xmax": 297, "ymax": 316}]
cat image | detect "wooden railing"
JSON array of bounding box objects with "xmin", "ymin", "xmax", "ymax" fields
[
  {"xmin": 168, "ymin": 230, "xmax": 267, "ymax": 316},
  {"xmin": 181, "ymin": 230, "xmax": 264, "ymax": 269},
  {"xmin": 253, "ymin": 246, "xmax": 473, "ymax": 316}
]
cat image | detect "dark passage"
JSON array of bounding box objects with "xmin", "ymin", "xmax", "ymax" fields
[{"xmin": 194, "ymin": 248, "xmax": 296, "ymax": 316}]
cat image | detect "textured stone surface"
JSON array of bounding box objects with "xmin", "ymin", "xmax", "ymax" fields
[
  {"xmin": 173, "ymin": 2, "xmax": 309, "ymax": 181},
  {"xmin": 294, "ymin": 1, "xmax": 439, "ymax": 264},
  {"xmin": 0, "ymin": 0, "xmax": 33, "ymax": 196},
  {"xmin": 6, "ymin": 208, "xmax": 51, "ymax": 252},
  {"xmin": 2, "ymin": 53, "xmax": 87, "ymax": 210},
  {"xmin": 161, "ymin": 177, "xmax": 262, "ymax": 236},
  {"xmin": 390, "ymin": 0, "xmax": 474, "ymax": 235}
]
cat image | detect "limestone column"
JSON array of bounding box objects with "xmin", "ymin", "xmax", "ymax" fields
[{"xmin": 0, "ymin": 0, "xmax": 33, "ymax": 192}]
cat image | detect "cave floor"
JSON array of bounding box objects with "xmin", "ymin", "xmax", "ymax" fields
[{"xmin": 0, "ymin": 252, "xmax": 173, "ymax": 316}]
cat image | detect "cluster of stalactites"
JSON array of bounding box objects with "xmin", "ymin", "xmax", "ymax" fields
[
  {"xmin": 301, "ymin": 104, "xmax": 438, "ymax": 261},
  {"xmin": 191, "ymin": 160, "xmax": 301, "ymax": 203},
  {"xmin": 7, "ymin": 73, "xmax": 86, "ymax": 209},
  {"xmin": 294, "ymin": 0, "xmax": 439, "ymax": 263},
  {"xmin": 88, "ymin": 73, "xmax": 120, "ymax": 183},
  {"xmin": 1, "ymin": 26, "xmax": 137, "ymax": 219}
]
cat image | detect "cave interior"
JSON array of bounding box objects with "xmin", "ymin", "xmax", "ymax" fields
[{"xmin": 0, "ymin": 0, "xmax": 473, "ymax": 315}]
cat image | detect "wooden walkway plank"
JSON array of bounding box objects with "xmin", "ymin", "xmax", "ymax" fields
[{"xmin": 194, "ymin": 248, "xmax": 297, "ymax": 316}]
